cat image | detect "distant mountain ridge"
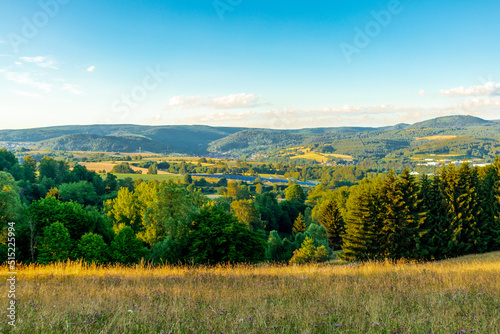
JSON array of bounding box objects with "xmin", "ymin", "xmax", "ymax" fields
[
  {"xmin": 32, "ymin": 134, "xmax": 173, "ymax": 153},
  {"xmin": 408, "ymin": 115, "xmax": 494, "ymax": 129},
  {"xmin": 1, "ymin": 115, "xmax": 499, "ymax": 156}
]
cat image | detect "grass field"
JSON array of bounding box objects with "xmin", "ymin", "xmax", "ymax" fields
[
  {"xmin": 290, "ymin": 153, "xmax": 354, "ymax": 163},
  {"xmin": 415, "ymin": 135, "xmax": 458, "ymax": 141},
  {"xmin": 1, "ymin": 252, "xmax": 499, "ymax": 333},
  {"xmin": 81, "ymin": 162, "xmax": 178, "ymax": 175},
  {"xmin": 108, "ymin": 173, "xmax": 182, "ymax": 182}
]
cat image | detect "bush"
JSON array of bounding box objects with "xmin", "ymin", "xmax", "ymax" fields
[
  {"xmin": 265, "ymin": 230, "xmax": 293, "ymax": 262},
  {"xmin": 290, "ymin": 237, "xmax": 328, "ymax": 264},
  {"xmin": 37, "ymin": 222, "xmax": 72, "ymax": 264},
  {"xmin": 111, "ymin": 226, "xmax": 148, "ymax": 264},
  {"xmin": 186, "ymin": 206, "xmax": 266, "ymax": 264},
  {"xmin": 151, "ymin": 236, "xmax": 182, "ymax": 265},
  {"xmin": 74, "ymin": 233, "xmax": 109, "ymax": 263},
  {"xmin": 111, "ymin": 163, "xmax": 136, "ymax": 174}
]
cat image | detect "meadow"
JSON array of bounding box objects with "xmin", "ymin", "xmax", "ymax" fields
[{"xmin": 1, "ymin": 252, "xmax": 499, "ymax": 333}]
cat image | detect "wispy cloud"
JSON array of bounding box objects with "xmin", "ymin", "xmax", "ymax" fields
[
  {"xmin": 0, "ymin": 69, "xmax": 52, "ymax": 92},
  {"xmin": 86, "ymin": 65, "xmax": 95, "ymax": 72},
  {"xmin": 165, "ymin": 93, "xmax": 261, "ymax": 110},
  {"xmin": 457, "ymin": 97, "xmax": 500, "ymax": 109},
  {"xmin": 178, "ymin": 97, "xmax": 500, "ymax": 129},
  {"xmin": 441, "ymin": 82, "xmax": 500, "ymax": 96},
  {"xmin": 19, "ymin": 56, "xmax": 58, "ymax": 69},
  {"xmin": 10, "ymin": 90, "xmax": 43, "ymax": 99},
  {"xmin": 60, "ymin": 84, "xmax": 83, "ymax": 95},
  {"xmin": 186, "ymin": 110, "xmax": 256, "ymax": 123}
]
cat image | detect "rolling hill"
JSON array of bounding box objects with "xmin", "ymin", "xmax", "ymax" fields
[
  {"xmin": 408, "ymin": 115, "xmax": 494, "ymax": 129},
  {"xmin": 1, "ymin": 116, "xmax": 500, "ymax": 161},
  {"xmin": 31, "ymin": 134, "xmax": 172, "ymax": 153}
]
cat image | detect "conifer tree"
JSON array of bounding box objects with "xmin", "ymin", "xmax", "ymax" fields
[
  {"xmin": 378, "ymin": 169, "xmax": 423, "ymax": 259},
  {"xmin": 340, "ymin": 179, "xmax": 382, "ymax": 261},
  {"xmin": 292, "ymin": 213, "xmax": 306, "ymax": 235},
  {"xmin": 441, "ymin": 163, "xmax": 482, "ymax": 257},
  {"xmin": 417, "ymin": 174, "xmax": 449, "ymax": 260},
  {"xmin": 477, "ymin": 165, "xmax": 496, "ymax": 251},
  {"xmin": 319, "ymin": 200, "xmax": 344, "ymax": 250}
]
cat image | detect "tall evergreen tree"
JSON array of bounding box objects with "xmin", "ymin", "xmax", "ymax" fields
[
  {"xmin": 292, "ymin": 213, "xmax": 306, "ymax": 235},
  {"xmin": 319, "ymin": 200, "xmax": 344, "ymax": 250},
  {"xmin": 477, "ymin": 163, "xmax": 497, "ymax": 251},
  {"xmin": 340, "ymin": 179, "xmax": 383, "ymax": 261},
  {"xmin": 378, "ymin": 170, "xmax": 423, "ymax": 259},
  {"xmin": 441, "ymin": 163, "xmax": 482, "ymax": 257},
  {"xmin": 417, "ymin": 174, "xmax": 449, "ymax": 260}
]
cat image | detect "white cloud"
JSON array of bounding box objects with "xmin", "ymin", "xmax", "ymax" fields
[
  {"xmin": 174, "ymin": 96, "xmax": 500, "ymax": 129},
  {"xmin": 0, "ymin": 40, "xmax": 6, "ymax": 44},
  {"xmin": 86, "ymin": 65, "xmax": 95, "ymax": 72},
  {"xmin": 146, "ymin": 114, "xmax": 163, "ymax": 124},
  {"xmin": 60, "ymin": 84, "xmax": 83, "ymax": 95},
  {"xmin": 0, "ymin": 69, "xmax": 52, "ymax": 92},
  {"xmin": 186, "ymin": 110, "xmax": 256, "ymax": 123},
  {"xmin": 19, "ymin": 56, "xmax": 58, "ymax": 69},
  {"xmin": 441, "ymin": 82, "xmax": 500, "ymax": 96},
  {"xmin": 419, "ymin": 90, "xmax": 425, "ymax": 97},
  {"xmin": 458, "ymin": 97, "xmax": 500, "ymax": 109},
  {"xmin": 165, "ymin": 93, "xmax": 261, "ymax": 110},
  {"xmin": 10, "ymin": 90, "xmax": 43, "ymax": 99},
  {"xmin": 211, "ymin": 94, "xmax": 260, "ymax": 109}
]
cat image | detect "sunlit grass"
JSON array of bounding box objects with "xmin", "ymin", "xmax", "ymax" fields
[
  {"xmin": 1, "ymin": 252, "xmax": 499, "ymax": 333},
  {"xmin": 107, "ymin": 173, "xmax": 182, "ymax": 181}
]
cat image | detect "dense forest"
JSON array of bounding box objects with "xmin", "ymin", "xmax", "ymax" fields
[{"xmin": 1, "ymin": 147, "xmax": 499, "ymax": 266}]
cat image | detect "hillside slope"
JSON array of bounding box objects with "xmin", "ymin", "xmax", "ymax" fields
[{"xmin": 32, "ymin": 134, "xmax": 172, "ymax": 153}]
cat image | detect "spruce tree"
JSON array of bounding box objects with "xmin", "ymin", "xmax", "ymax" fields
[
  {"xmin": 477, "ymin": 164, "xmax": 496, "ymax": 252},
  {"xmin": 441, "ymin": 163, "xmax": 482, "ymax": 257},
  {"xmin": 417, "ymin": 174, "xmax": 449, "ymax": 260},
  {"xmin": 378, "ymin": 170, "xmax": 422, "ymax": 259},
  {"xmin": 340, "ymin": 179, "xmax": 382, "ymax": 261},
  {"xmin": 292, "ymin": 213, "xmax": 306, "ymax": 235},
  {"xmin": 319, "ymin": 200, "xmax": 344, "ymax": 250}
]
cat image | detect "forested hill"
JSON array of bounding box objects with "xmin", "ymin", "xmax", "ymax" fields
[
  {"xmin": 1, "ymin": 115, "xmax": 500, "ymax": 157},
  {"xmin": 407, "ymin": 115, "xmax": 495, "ymax": 129},
  {"xmin": 0, "ymin": 124, "xmax": 246, "ymax": 154},
  {"xmin": 32, "ymin": 134, "xmax": 173, "ymax": 154}
]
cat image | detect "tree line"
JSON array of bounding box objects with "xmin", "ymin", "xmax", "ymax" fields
[{"xmin": 1, "ymin": 146, "xmax": 499, "ymax": 265}]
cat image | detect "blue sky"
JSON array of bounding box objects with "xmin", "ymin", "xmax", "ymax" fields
[{"xmin": 1, "ymin": 0, "xmax": 499, "ymax": 129}]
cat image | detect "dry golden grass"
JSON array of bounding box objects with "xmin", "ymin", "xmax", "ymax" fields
[
  {"xmin": 1, "ymin": 252, "xmax": 499, "ymax": 333},
  {"xmin": 290, "ymin": 152, "xmax": 354, "ymax": 163},
  {"xmin": 79, "ymin": 162, "xmax": 116, "ymax": 173},
  {"xmin": 80, "ymin": 162, "xmax": 173, "ymax": 175},
  {"xmin": 415, "ymin": 135, "xmax": 458, "ymax": 141}
]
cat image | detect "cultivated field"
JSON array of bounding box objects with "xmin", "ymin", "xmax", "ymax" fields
[
  {"xmin": 1, "ymin": 252, "xmax": 499, "ymax": 333},
  {"xmin": 415, "ymin": 135, "xmax": 458, "ymax": 141},
  {"xmin": 286, "ymin": 147, "xmax": 354, "ymax": 163},
  {"xmin": 109, "ymin": 173, "xmax": 183, "ymax": 182}
]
